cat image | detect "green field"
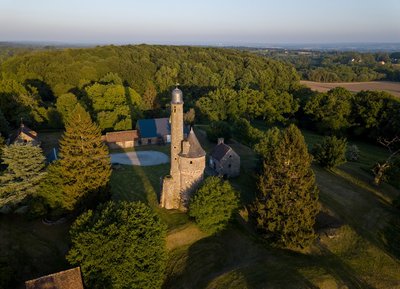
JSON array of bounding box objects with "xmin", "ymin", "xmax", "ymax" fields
[
  {"xmin": 108, "ymin": 128, "xmax": 400, "ymax": 288},
  {"xmin": 2, "ymin": 128, "xmax": 400, "ymax": 288}
]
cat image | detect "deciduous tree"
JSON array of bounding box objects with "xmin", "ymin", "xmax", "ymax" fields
[
  {"xmin": 189, "ymin": 177, "xmax": 239, "ymax": 234},
  {"xmin": 67, "ymin": 201, "xmax": 167, "ymax": 289}
]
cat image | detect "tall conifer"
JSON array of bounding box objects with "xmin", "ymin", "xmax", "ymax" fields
[
  {"xmin": 0, "ymin": 143, "xmax": 46, "ymax": 207},
  {"xmin": 253, "ymin": 124, "xmax": 320, "ymax": 248},
  {"xmin": 57, "ymin": 104, "xmax": 111, "ymax": 210}
]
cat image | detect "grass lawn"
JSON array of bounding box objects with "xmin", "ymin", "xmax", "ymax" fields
[
  {"xmin": 0, "ymin": 215, "xmax": 71, "ymax": 289},
  {"xmin": 7, "ymin": 126, "xmax": 398, "ymax": 288}
]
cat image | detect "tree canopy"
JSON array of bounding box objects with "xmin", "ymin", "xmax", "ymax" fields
[
  {"xmin": 40, "ymin": 104, "xmax": 111, "ymax": 211},
  {"xmin": 253, "ymin": 125, "xmax": 320, "ymax": 248},
  {"xmin": 67, "ymin": 201, "xmax": 167, "ymax": 289},
  {"xmin": 0, "ymin": 143, "xmax": 46, "ymax": 208},
  {"xmin": 189, "ymin": 176, "xmax": 239, "ymax": 234}
]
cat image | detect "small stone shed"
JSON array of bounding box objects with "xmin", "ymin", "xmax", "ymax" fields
[
  {"xmin": 209, "ymin": 138, "xmax": 240, "ymax": 178},
  {"xmin": 9, "ymin": 123, "xmax": 40, "ymax": 145},
  {"xmin": 102, "ymin": 130, "xmax": 139, "ymax": 149}
]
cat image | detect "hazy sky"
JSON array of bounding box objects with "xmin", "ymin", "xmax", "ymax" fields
[{"xmin": 1, "ymin": 0, "xmax": 399, "ymax": 44}]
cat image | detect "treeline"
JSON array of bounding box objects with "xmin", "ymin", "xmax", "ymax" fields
[
  {"xmin": 255, "ymin": 49, "xmax": 400, "ymax": 82},
  {"xmin": 0, "ymin": 45, "xmax": 299, "ymax": 133}
]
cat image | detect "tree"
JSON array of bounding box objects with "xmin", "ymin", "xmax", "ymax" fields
[
  {"xmin": 0, "ymin": 108, "xmax": 10, "ymax": 137},
  {"xmin": 0, "ymin": 143, "xmax": 46, "ymax": 208},
  {"xmin": 189, "ymin": 177, "xmax": 239, "ymax": 234},
  {"xmin": 206, "ymin": 121, "xmax": 232, "ymax": 143},
  {"xmin": 183, "ymin": 108, "xmax": 196, "ymax": 126},
  {"xmin": 50, "ymin": 104, "xmax": 111, "ymax": 211},
  {"xmin": 67, "ymin": 201, "xmax": 167, "ymax": 289},
  {"xmin": 56, "ymin": 93, "xmax": 78, "ymax": 124},
  {"xmin": 372, "ymin": 136, "xmax": 400, "ymax": 185},
  {"xmin": 304, "ymin": 87, "xmax": 353, "ymax": 133},
  {"xmin": 312, "ymin": 136, "xmax": 347, "ymax": 169},
  {"xmin": 253, "ymin": 125, "xmax": 320, "ymax": 248}
]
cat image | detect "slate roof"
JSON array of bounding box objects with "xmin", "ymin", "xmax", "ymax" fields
[
  {"xmin": 25, "ymin": 267, "xmax": 84, "ymax": 289},
  {"xmin": 105, "ymin": 130, "xmax": 138, "ymax": 142},
  {"xmin": 181, "ymin": 128, "xmax": 206, "ymax": 158},
  {"xmin": 210, "ymin": 143, "xmax": 232, "ymax": 161},
  {"xmin": 137, "ymin": 118, "xmax": 170, "ymax": 138},
  {"xmin": 9, "ymin": 124, "xmax": 38, "ymax": 143}
]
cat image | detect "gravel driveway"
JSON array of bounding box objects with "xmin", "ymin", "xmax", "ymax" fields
[{"xmin": 110, "ymin": 151, "xmax": 169, "ymax": 166}]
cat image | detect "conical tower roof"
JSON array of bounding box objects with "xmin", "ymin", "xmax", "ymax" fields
[{"xmin": 181, "ymin": 128, "xmax": 206, "ymax": 158}]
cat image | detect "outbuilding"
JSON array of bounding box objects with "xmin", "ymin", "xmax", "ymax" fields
[{"xmin": 209, "ymin": 138, "xmax": 240, "ymax": 178}]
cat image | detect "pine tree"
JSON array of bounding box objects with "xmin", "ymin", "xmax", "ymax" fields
[
  {"xmin": 0, "ymin": 143, "xmax": 46, "ymax": 207},
  {"xmin": 253, "ymin": 124, "xmax": 320, "ymax": 248},
  {"xmin": 57, "ymin": 104, "xmax": 111, "ymax": 211}
]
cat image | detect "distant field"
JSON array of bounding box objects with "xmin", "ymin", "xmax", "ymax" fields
[{"xmin": 301, "ymin": 80, "xmax": 400, "ymax": 97}]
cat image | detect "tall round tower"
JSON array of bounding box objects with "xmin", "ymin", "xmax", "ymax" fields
[
  {"xmin": 161, "ymin": 87, "xmax": 206, "ymax": 210},
  {"xmin": 170, "ymin": 88, "xmax": 184, "ymax": 177}
]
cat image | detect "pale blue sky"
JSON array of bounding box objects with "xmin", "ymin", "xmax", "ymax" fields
[{"xmin": 1, "ymin": 0, "xmax": 399, "ymax": 44}]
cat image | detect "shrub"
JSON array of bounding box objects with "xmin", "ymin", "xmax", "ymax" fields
[
  {"xmin": 189, "ymin": 176, "xmax": 239, "ymax": 234},
  {"xmin": 312, "ymin": 136, "xmax": 347, "ymax": 169},
  {"xmin": 346, "ymin": 144, "xmax": 360, "ymax": 161}
]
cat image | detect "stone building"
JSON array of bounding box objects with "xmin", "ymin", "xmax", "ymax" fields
[
  {"xmin": 102, "ymin": 130, "xmax": 139, "ymax": 149},
  {"xmin": 136, "ymin": 118, "xmax": 171, "ymax": 145},
  {"xmin": 161, "ymin": 88, "xmax": 206, "ymax": 210},
  {"xmin": 8, "ymin": 123, "xmax": 40, "ymax": 146},
  {"xmin": 209, "ymin": 138, "xmax": 240, "ymax": 178}
]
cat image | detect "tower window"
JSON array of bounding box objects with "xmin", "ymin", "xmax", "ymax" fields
[
  {"xmin": 174, "ymin": 108, "xmax": 176, "ymax": 113},
  {"xmin": 190, "ymin": 161, "xmax": 193, "ymax": 164},
  {"xmin": 228, "ymin": 164, "xmax": 232, "ymax": 168}
]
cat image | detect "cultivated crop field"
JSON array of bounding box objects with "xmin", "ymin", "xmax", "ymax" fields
[{"xmin": 301, "ymin": 80, "xmax": 400, "ymax": 97}]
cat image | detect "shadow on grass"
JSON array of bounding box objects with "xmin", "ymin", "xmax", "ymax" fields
[
  {"xmin": 110, "ymin": 164, "xmax": 188, "ymax": 230},
  {"xmin": 163, "ymin": 223, "xmax": 380, "ymax": 289},
  {"xmin": 380, "ymin": 212, "xmax": 400, "ymax": 260}
]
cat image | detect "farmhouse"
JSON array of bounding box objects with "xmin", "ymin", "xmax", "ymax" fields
[
  {"xmin": 209, "ymin": 138, "xmax": 240, "ymax": 178},
  {"xmin": 25, "ymin": 267, "xmax": 84, "ymax": 289},
  {"xmin": 8, "ymin": 123, "xmax": 40, "ymax": 146},
  {"xmin": 102, "ymin": 130, "xmax": 139, "ymax": 149},
  {"xmin": 136, "ymin": 117, "xmax": 171, "ymax": 145}
]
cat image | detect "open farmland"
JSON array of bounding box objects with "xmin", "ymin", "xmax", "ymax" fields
[{"xmin": 301, "ymin": 80, "xmax": 400, "ymax": 97}]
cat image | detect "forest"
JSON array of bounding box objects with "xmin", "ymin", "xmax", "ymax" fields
[
  {"xmin": 0, "ymin": 44, "xmax": 399, "ymax": 141},
  {"xmin": 252, "ymin": 48, "xmax": 400, "ymax": 82},
  {"xmin": 1, "ymin": 44, "xmax": 400, "ymax": 289}
]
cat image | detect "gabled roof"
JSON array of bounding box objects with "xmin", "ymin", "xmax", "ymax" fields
[
  {"xmin": 105, "ymin": 130, "xmax": 138, "ymax": 142},
  {"xmin": 25, "ymin": 267, "xmax": 84, "ymax": 289},
  {"xmin": 137, "ymin": 118, "xmax": 170, "ymax": 138},
  {"xmin": 10, "ymin": 124, "xmax": 38, "ymax": 143},
  {"xmin": 210, "ymin": 143, "xmax": 232, "ymax": 161},
  {"xmin": 181, "ymin": 128, "xmax": 206, "ymax": 158}
]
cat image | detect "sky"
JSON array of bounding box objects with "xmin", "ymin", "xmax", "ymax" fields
[{"xmin": 0, "ymin": 0, "xmax": 399, "ymax": 45}]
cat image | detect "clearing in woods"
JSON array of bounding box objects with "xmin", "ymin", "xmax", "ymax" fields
[{"xmin": 301, "ymin": 80, "xmax": 400, "ymax": 97}]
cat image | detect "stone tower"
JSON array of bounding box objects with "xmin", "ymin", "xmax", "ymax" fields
[{"xmin": 160, "ymin": 87, "xmax": 206, "ymax": 211}]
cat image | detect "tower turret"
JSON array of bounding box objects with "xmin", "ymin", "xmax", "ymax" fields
[{"xmin": 160, "ymin": 87, "xmax": 206, "ymax": 211}]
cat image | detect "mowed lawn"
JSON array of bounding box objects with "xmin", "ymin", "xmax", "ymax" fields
[{"xmin": 111, "ymin": 127, "xmax": 400, "ymax": 288}]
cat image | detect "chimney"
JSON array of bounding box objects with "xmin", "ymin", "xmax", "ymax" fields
[{"xmin": 217, "ymin": 138, "xmax": 224, "ymax": 145}]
